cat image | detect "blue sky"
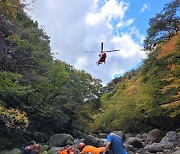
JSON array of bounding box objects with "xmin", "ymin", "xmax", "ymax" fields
[
  {"xmin": 123, "ymin": 0, "xmax": 173, "ymax": 35},
  {"xmin": 27, "ymin": 0, "xmax": 173, "ymax": 85}
]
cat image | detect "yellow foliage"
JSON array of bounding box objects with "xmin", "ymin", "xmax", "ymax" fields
[
  {"xmin": 0, "ymin": 0, "xmax": 22, "ymax": 18},
  {"xmin": 169, "ymin": 110, "xmax": 180, "ymax": 118},
  {"xmin": 162, "ymin": 100, "xmax": 180, "ymax": 108},
  {"xmin": 161, "ymin": 100, "xmax": 180, "ymax": 117},
  {"xmin": 0, "ymin": 106, "xmax": 29, "ymax": 130}
]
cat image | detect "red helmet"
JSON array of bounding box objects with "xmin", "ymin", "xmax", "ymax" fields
[{"xmin": 78, "ymin": 143, "xmax": 85, "ymax": 149}]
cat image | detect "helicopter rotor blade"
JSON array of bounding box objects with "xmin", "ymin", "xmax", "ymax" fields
[
  {"xmin": 106, "ymin": 49, "xmax": 120, "ymax": 52},
  {"xmin": 83, "ymin": 51, "xmax": 99, "ymax": 53}
]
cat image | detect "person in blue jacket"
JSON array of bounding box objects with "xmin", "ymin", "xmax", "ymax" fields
[{"xmin": 103, "ymin": 132, "xmax": 127, "ymax": 154}]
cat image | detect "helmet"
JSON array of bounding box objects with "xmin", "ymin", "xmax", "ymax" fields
[{"xmin": 78, "ymin": 143, "xmax": 85, "ymax": 149}]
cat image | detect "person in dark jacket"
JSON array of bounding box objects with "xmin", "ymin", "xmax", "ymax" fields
[
  {"xmin": 21, "ymin": 141, "xmax": 36, "ymax": 154},
  {"xmin": 33, "ymin": 144, "xmax": 42, "ymax": 154}
]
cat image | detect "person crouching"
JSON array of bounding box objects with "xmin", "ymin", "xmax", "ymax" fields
[{"xmin": 78, "ymin": 142, "xmax": 105, "ymax": 154}]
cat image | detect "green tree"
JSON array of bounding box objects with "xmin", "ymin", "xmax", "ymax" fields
[
  {"xmin": 144, "ymin": 0, "xmax": 180, "ymax": 50},
  {"xmin": 0, "ymin": 0, "xmax": 103, "ymax": 149}
]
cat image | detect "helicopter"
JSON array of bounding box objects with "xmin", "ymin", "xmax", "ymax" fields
[{"xmin": 84, "ymin": 42, "xmax": 120, "ymax": 65}]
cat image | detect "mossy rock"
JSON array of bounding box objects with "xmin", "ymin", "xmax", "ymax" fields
[
  {"xmin": 49, "ymin": 134, "xmax": 74, "ymax": 148},
  {"xmin": 0, "ymin": 150, "xmax": 7, "ymax": 154},
  {"xmin": 42, "ymin": 151, "xmax": 48, "ymax": 154},
  {"xmin": 0, "ymin": 148, "xmax": 21, "ymax": 154},
  {"xmin": 41, "ymin": 145, "xmax": 49, "ymax": 152},
  {"xmin": 47, "ymin": 147, "xmax": 61, "ymax": 154}
]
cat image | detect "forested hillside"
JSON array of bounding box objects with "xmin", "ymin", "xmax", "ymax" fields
[
  {"xmin": 0, "ymin": 0, "xmax": 179, "ymax": 151},
  {"xmin": 92, "ymin": 0, "xmax": 180, "ymax": 133},
  {"xmin": 0, "ymin": 0, "xmax": 102, "ymax": 150}
]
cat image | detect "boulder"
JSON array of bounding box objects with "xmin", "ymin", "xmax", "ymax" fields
[
  {"xmin": 142, "ymin": 133, "xmax": 147, "ymax": 141},
  {"xmin": 136, "ymin": 148, "xmax": 147, "ymax": 154},
  {"xmin": 135, "ymin": 134, "xmax": 142, "ymax": 139},
  {"xmin": 167, "ymin": 131, "xmax": 178, "ymax": 142},
  {"xmin": 98, "ymin": 133, "xmax": 107, "ymax": 139},
  {"xmin": 41, "ymin": 145, "xmax": 49, "ymax": 152},
  {"xmin": 9, "ymin": 148, "xmax": 21, "ymax": 154},
  {"xmin": 125, "ymin": 133, "xmax": 134, "ymax": 142},
  {"xmin": 163, "ymin": 142, "xmax": 175, "ymax": 150},
  {"xmin": 47, "ymin": 147, "xmax": 62, "ymax": 154},
  {"xmin": 126, "ymin": 137, "xmax": 144, "ymax": 149},
  {"xmin": 83, "ymin": 135, "xmax": 104, "ymax": 147},
  {"xmin": 147, "ymin": 129, "xmax": 163, "ymax": 143},
  {"xmin": 124, "ymin": 144, "xmax": 138, "ymax": 153},
  {"xmin": 162, "ymin": 149, "xmax": 172, "ymax": 154},
  {"xmin": 0, "ymin": 150, "xmax": 8, "ymax": 154},
  {"xmin": 173, "ymin": 149, "xmax": 180, "ymax": 154},
  {"xmin": 49, "ymin": 134, "xmax": 74, "ymax": 148},
  {"xmin": 113, "ymin": 131, "xmax": 125, "ymax": 142},
  {"xmin": 0, "ymin": 148, "xmax": 21, "ymax": 154},
  {"xmin": 161, "ymin": 131, "xmax": 178, "ymax": 143},
  {"xmin": 74, "ymin": 138, "xmax": 84, "ymax": 145},
  {"xmin": 145, "ymin": 143, "xmax": 164, "ymax": 153}
]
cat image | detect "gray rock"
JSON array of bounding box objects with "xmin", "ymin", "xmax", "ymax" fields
[
  {"xmin": 125, "ymin": 133, "xmax": 134, "ymax": 140},
  {"xmin": 47, "ymin": 147, "xmax": 62, "ymax": 154},
  {"xmin": 74, "ymin": 138, "xmax": 84, "ymax": 144},
  {"xmin": 161, "ymin": 131, "xmax": 178, "ymax": 143},
  {"xmin": 126, "ymin": 137, "xmax": 144, "ymax": 149},
  {"xmin": 147, "ymin": 129, "xmax": 163, "ymax": 143},
  {"xmin": 9, "ymin": 148, "xmax": 21, "ymax": 154},
  {"xmin": 177, "ymin": 132, "xmax": 180, "ymax": 139},
  {"xmin": 112, "ymin": 131, "xmax": 125, "ymax": 141},
  {"xmin": 127, "ymin": 151, "xmax": 135, "ymax": 154},
  {"xmin": 49, "ymin": 134, "xmax": 74, "ymax": 148},
  {"xmin": 164, "ymin": 142, "xmax": 175, "ymax": 149},
  {"xmin": 124, "ymin": 143, "xmax": 138, "ymax": 153},
  {"xmin": 98, "ymin": 133, "xmax": 107, "ymax": 139},
  {"xmin": 83, "ymin": 135, "xmax": 104, "ymax": 147},
  {"xmin": 136, "ymin": 134, "xmax": 142, "ymax": 139},
  {"xmin": 145, "ymin": 143, "xmax": 164, "ymax": 153},
  {"xmin": 136, "ymin": 148, "xmax": 148, "ymax": 154},
  {"xmin": 167, "ymin": 131, "xmax": 178, "ymax": 142},
  {"xmin": 41, "ymin": 145, "xmax": 49, "ymax": 152},
  {"xmin": 0, "ymin": 150, "xmax": 8, "ymax": 154},
  {"xmin": 161, "ymin": 149, "xmax": 173, "ymax": 154},
  {"xmin": 173, "ymin": 148, "xmax": 180, "ymax": 154},
  {"xmin": 142, "ymin": 133, "xmax": 147, "ymax": 141},
  {"xmin": 0, "ymin": 148, "xmax": 21, "ymax": 154}
]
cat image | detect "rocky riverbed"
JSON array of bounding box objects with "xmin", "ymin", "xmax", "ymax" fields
[{"xmin": 0, "ymin": 129, "xmax": 180, "ymax": 154}]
